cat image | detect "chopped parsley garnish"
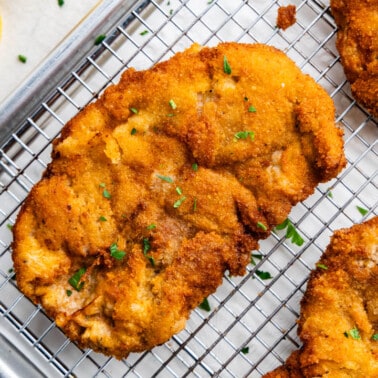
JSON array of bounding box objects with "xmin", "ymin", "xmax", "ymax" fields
[
  {"xmin": 316, "ymin": 263, "xmax": 328, "ymax": 270},
  {"xmin": 94, "ymin": 34, "xmax": 106, "ymax": 45},
  {"xmin": 143, "ymin": 238, "xmax": 151, "ymax": 254},
  {"xmin": 68, "ymin": 267, "xmax": 86, "ymax": 291},
  {"xmin": 251, "ymin": 253, "xmax": 263, "ymax": 266},
  {"xmin": 173, "ymin": 196, "xmax": 186, "ymax": 208},
  {"xmin": 169, "ymin": 99, "xmax": 177, "ymax": 109},
  {"xmin": 223, "ymin": 55, "xmax": 232, "ymax": 75},
  {"xmin": 199, "ymin": 297, "xmax": 211, "ymax": 311},
  {"xmin": 327, "ymin": 190, "xmax": 333, "ymax": 198},
  {"xmin": 356, "ymin": 206, "xmax": 368, "ymax": 216},
  {"xmin": 130, "ymin": 107, "xmax": 138, "ymax": 114},
  {"xmin": 109, "ymin": 243, "xmax": 126, "ymax": 260},
  {"xmin": 344, "ymin": 327, "xmax": 361, "ymax": 340},
  {"xmin": 241, "ymin": 346, "xmax": 249, "ymax": 354},
  {"xmin": 175, "ymin": 186, "xmax": 183, "ymax": 195},
  {"xmin": 256, "ymin": 221, "xmax": 267, "ymax": 231},
  {"xmin": 66, "ymin": 289, "xmax": 72, "ymax": 297},
  {"xmin": 142, "ymin": 238, "xmax": 155, "ymax": 266},
  {"xmin": 130, "ymin": 127, "xmax": 137, "ymax": 135},
  {"xmin": 98, "ymin": 216, "xmax": 107, "ymax": 222},
  {"xmin": 248, "ymin": 105, "xmax": 257, "ymax": 113},
  {"xmin": 102, "ymin": 189, "xmax": 111, "ymax": 199},
  {"xmin": 140, "ymin": 30, "xmax": 149, "ymax": 36},
  {"xmin": 234, "ymin": 131, "xmax": 255, "ymax": 140},
  {"xmin": 146, "ymin": 223, "xmax": 156, "ymax": 230},
  {"xmin": 58, "ymin": 0, "xmax": 64, "ymax": 6},
  {"xmin": 157, "ymin": 174, "xmax": 173, "ymax": 183},
  {"xmin": 251, "ymin": 253, "xmax": 263, "ymax": 265},
  {"xmin": 193, "ymin": 197, "xmax": 197, "ymax": 212},
  {"xmin": 99, "ymin": 182, "xmax": 106, "ymax": 188},
  {"xmin": 18, "ymin": 55, "xmax": 27, "ymax": 63},
  {"xmin": 192, "ymin": 163, "xmax": 198, "ymax": 171},
  {"xmin": 275, "ymin": 218, "xmax": 304, "ymax": 246},
  {"xmin": 372, "ymin": 334, "xmax": 378, "ymax": 341},
  {"xmin": 7, "ymin": 223, "xmax": 13, "ymax": 230},
  {"xmin": 254, "ymin": 270, "xmax": 272, "ymax": 280}
]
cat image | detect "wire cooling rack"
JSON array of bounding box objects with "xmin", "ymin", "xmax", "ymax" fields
[{"xmin": 0, "ymin": 0, "xmax": 377, "ymax": 376}]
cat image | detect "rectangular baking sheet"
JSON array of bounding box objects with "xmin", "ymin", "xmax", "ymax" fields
[{"xmin": 0, "ymin": 0, "xmax": 377, "ymax": 376}]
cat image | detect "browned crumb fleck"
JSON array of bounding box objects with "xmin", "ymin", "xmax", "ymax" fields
[{"xmin": 277, "ymin": 5, "xmax": 297, "ymax": 30}]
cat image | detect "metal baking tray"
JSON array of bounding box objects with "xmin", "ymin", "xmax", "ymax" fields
[{"xmin": 0, "ymin": 0, "xmax": 377, "ymax": 376}]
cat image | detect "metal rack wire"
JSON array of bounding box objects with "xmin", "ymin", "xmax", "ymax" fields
[{"xmin": 0, "ymin": 0, "xmax": 377, "ymax": 376}]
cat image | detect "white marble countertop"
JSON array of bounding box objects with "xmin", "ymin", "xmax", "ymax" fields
[{"xmin": 0, "ymin": 0, "xmax": 101, "ymax": 103}]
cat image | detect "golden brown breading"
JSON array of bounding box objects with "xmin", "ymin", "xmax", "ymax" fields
[
  {"xmin": 12, "ymin": 43, "xmax": 346, "ymax": 359},
  {"xmin": 276, "ymin": 5, "xmax": 297, "ymax": 30},
  {"xmin": 331, "ymin": 0, "xmax": 378, "ymax": 117},
  {"xmin": 263, "ymin": 216, "xmax": 378, "ymax": 377}
]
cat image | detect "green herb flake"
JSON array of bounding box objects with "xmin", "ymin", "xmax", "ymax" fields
[
  {"xmin": 372, "ymin": 334, "xmax": 378, "ymax": 341},
  {"xmin": 344, "ymin": 327, "xmax": 361, "ymax": 340},
  {"xmin": 275, "ymin": 218, "xmax": 304, "ymax": 246},
  {"xmin": 327, "ymin": 190, "xmax": 333, "ymax": 198},
  {"xmin": 175, "ymin": 186, "xmax": 183, "ymax": 195},
  {"xmin": 241, "ymin": 346, "xmax": 249, "ymax": 354},
  {"xmin": 157, "ymin": 174, "xmax": 173, "ymax": 183},
  {"xmin": 58, "ymin": 0, "xmax": 64, "ymax": 6},
  {"xmin": 94, "ymin": 34, "xmax": 106, "ymax": 45},
  {"xmin": 169, "ymin": 99, "xmax": 177, "ymax": 110},
  {"xmin": 99, "ymin": 216, "xmax": 107, "ymax": 222},
  {"xmin": 130, "ymin": 107, "xmax": 138, "ymax": 114},
  {"xmin": 254, "ymin": 270, "xmax": 273, "ymax": 280},
  {"xmin": 7, "ymin": 223, "xmax": 13, "ymax": 230},
  {"xmin": 18, "ymin": 55, "xmax": 27, "ymax": 63},
  {"xmin": 131, "ymin": 127, "xmax": 137, "ymax": 135},
  {"xmin": 68, "ymin": 267, "xmax": 86, "ymax": 291},
  {"xmin": 316, "ymin": 263, "xmax": 328, "ymax": 270},
  {"xmin": 248, "ymin": 105, "xmax": 257, "ymax": 113},
  {"xmin": 251, "ymin": 253, "xmax": 263, "ymax": 266},
  {"xmin": 147, "ymin": 223, "xmax": 157, "ymax": 230},
  {"xmin": 193, "ymin": 197, "xmax": 197, "ymax": 212},
  {"xmin": 142, "ymin": 238, "xmax": 155, "ymax": 266},
  {"xmin": 256, "ymin": 221, "xmax": 267, "ymax": 231},
  {"xmin": 199, "ymin": 297, "xmax": 211, "ymax": 312},
  {"xmin": 173, "ymin": 196, "xmax": 186, "ymax": 208},
  {"xmin": 223, "ymin": 55, "xmax": 232, "ymax": 75},
  {"xmin": 103, "ymin": 189, "xmax": 111, "ymax": 199},
  {"xmin": 356, "ymin": 206, "xmax": 368, "ymax": 216},
  {"xmin": 66, "ymin": 289, "xmax": 72, "ymax": 297},
  {"xmin": 140, "ymin": 30, "xmax": 149, "ymax": 36},
  {"xmin": 99, "ymin": 182, "xmax": 106, "ymax": 188},
  {"xmin": 234, "ymin": 131, "xmax": 255, "ymax": 140},
  {"xmin": 109, "ymin": 243, "xmax": 126, "ymax": 260},
  {"xmin": 192, "ymin": 163, "xmax": 198, "ymax": 171},
  {"xmin": 143, "ymin": 238, "xmax": 151, "ymax": 254}
]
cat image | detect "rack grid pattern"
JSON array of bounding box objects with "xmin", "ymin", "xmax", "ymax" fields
[{"xmin": 0, "ymin": 0, "xmax": 377, "ymax": 376}]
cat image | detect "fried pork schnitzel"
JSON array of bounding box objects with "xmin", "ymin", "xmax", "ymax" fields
[
  {"xmin": 331, "ymin": 0, "xmax": 378, "ymax": 117},
  {"xmin": 12, "ymin": 43, "xmax": 345, "ymax": 358},
  {"xmin": 264, "ymin": 216, "xmax": 378, "ymax": 377}
]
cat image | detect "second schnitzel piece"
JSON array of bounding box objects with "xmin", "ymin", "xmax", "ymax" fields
[
  {"xmin": 331, "ymin": 0, "xmax": 378, "ymax": 117},
  {"xmin": 264, "ymin": 216, "xmax": 378, "ymax": 377},
  {"xmin": 12, "ymin": 42, "xmax": 345, "ymax": 359}
]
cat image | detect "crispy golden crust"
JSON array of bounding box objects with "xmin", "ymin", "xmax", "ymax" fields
[
  {"xmin": 331, "ymin": 0, "xmax": 378, "ymax": 117},
  {"xmin": 12, "ymin": 43, "xmax": 345, "ymax": 359},
  {"xmin": 276, "ymin": 5, "xmax": 297, "ymax": 31},
  {"xmin": 263, "ymin": 216, "xmax": 378, "ymax": 377}
]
